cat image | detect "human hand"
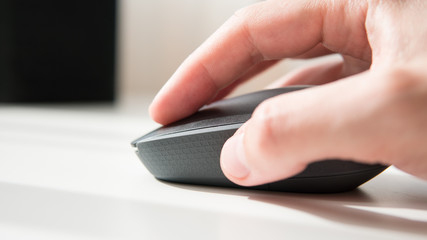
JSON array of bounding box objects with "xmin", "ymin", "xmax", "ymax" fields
[{"xmin": 149, "ymin": 0, "xmax": 427, "ymax": 186}]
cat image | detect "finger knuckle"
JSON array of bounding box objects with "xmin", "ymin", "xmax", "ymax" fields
[
  {"xmin": 380, "ymin": 67, "xmax": 425, "ymax": 96},
  {"xmin": 369, "ymin": 67, "xmax": 427, "ymax": 168},
  {"xmin": 246, "ymin": 100, "xmax": 283, "ymax": 161},
  {"xmin": 374, "ymin": 67, "xmax": 427, "ymax": 115},
  {"xmin": 232, "ymin": 5, "xmax": 255, "ymax": 21}
]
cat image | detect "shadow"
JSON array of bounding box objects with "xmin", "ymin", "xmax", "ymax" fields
[{"xmin": 162, "ymin": 170, "xmax": 427, "ymax": 236}]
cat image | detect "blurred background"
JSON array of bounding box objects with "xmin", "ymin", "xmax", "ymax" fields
[{"xmin": 1, "ymin": 0, "xmax": 315, "ymax": 112}]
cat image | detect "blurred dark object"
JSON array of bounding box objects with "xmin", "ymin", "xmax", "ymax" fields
[{"xmin": 0, "ymin": 0, "xmax": 116, "ymax": 102}]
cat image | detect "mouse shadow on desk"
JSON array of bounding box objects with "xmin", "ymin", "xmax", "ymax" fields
[{"xmin": 162, "ymin": 172, "xmax": 427, "ymax": 236}]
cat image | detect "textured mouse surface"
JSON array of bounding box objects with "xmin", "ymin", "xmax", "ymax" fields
[{"xmin": 132, "ymin": 87, "xmax": 388, "ymax": 193}]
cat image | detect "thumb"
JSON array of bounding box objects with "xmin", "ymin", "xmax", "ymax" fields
[{"xmin": 220, "ymin": 71, "xmax": 391, "ymax": 186}]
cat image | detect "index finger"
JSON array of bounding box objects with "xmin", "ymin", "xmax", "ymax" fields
[{"xmin": 149, "ymin": 0, "xmax": 359, "ymax": 125}]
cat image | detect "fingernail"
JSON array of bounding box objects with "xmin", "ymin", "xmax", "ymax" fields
[{"xmin": 221, "ymin": 131, "xmax": 250, "ymax": 179}]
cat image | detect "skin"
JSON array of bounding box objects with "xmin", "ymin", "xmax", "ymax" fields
[{"xmin": 149, "ymin": 0, "xmax": 427, "ymax": 186}]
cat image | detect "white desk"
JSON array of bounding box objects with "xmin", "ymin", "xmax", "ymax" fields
[{"xmin": 1, "ymin": 104, "xmax": 426, "ymax": 240}]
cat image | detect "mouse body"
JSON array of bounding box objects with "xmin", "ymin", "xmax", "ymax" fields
[{"xmin": 132, "ymin": 86, "xmax": 388, "ymax": 193}]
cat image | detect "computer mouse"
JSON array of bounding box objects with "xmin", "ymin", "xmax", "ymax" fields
[{"xmin": 132, "ymin": 86, "xmax": 388, "ymax": 193}]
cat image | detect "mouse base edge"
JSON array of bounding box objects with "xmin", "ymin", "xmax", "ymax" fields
[{"xmin": 153, "ymin": 165, "xmax": 388, "ymax": 194}]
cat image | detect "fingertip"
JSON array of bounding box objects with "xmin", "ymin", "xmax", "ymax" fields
[
  {"xmin": 220, "ymin": 132, "xmax": 251, "ymax": 182},
  {"xmin": 148, "ymin": 102, "xmax": 163, "ymax": 125},
  {"xmin": 148, "ymin": 93, "xmax": 174, "ymax": 125},
  {"xmin": 220, "ymin": 123, "xmax": 307, "ymax": 187}
]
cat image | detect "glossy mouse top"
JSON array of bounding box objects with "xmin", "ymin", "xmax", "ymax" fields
[
  {"xmin": 134, "ymin": 86, "xmax": 307, "ymax": 142},
  {"xmin": 132, "ymin": 86, "xmax": 388, "ymax": 193}
]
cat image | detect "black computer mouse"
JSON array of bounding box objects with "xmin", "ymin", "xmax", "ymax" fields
[{"xmin": 132, "ymin": 86, "xmax": 388, "ymax": 193}]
